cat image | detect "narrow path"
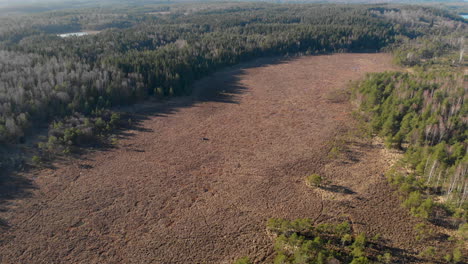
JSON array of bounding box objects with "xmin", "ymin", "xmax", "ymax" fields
[{"xmin": 0, "ymin": 54, "xmax": 412, "ymax": 264}]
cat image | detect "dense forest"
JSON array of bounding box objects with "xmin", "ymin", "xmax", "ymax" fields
[{"xmin": 357, "ymin": 69, "xmax": 466, "ymax": 205}]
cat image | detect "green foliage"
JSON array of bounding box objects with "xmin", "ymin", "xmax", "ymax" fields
[
  {"xmin": 341, "ymin": 234, "xmax": 353, "ymax": 246},
  {"xmin": 233, "ymin": 256, "xmax": 252, "ymax": 264},
  {"xmin": 444, "ymin": 246, "xmax": 464, "ymax": 263},
  {"xmin": 403, "ymin": 191, "xmax": 423, "ymax": 209},
  {"xmin": 273, "ymin": 253, "xmax": 288, "ymax": 264},
  {"xmin": 377, "ymin": 252, "xmax": 392, "ymax": 264},
  {"xmin": 419, "ymin": 246, "xmax": 436, "ymax": 258},
  {"xmin": 351, "ymin": 233, "xmax": 367, "ymax": 259},
  {"xmin": 36, "ymin": 111, "xmax": 125, "ymax": 156},
  {"xmin": 335, "ymin": 221, "xmax": 351, "ymax": 237},
  {"xmin": 414, "ymin": 223, "xmax": 433, "ymax": 241},
  {"xmin": 356, "ymin": 48, "xmax": 467, "ymax": 208},
  {"xmin": 452, "ymin": 208, "xmax": 467, "ymax": 220},
  {"xmin": 371, "ymin": 233, "xmax": 381, "ymax": 242},
  {"xmin": 458, "ymin": 223, "xmax": 468, "ymax": 240},
  {"xmin": 31, "ymin": 155, "xmax": 41, "ymax": 165},
  {"xmin": 452, "ymin": 247, "xmax": 463, "ymax": 263},
  {"xmin": 355, "ymin": 26, "xmax": 466, "ymax": 264},
  {"xmin": 414, "ymin": 198, "xmax": 434, "ymax": 219},
  {"xmin": 267, "ymin": 219, "xmax": 373, "ymax": 264},
  {"xmin": 350, "ymin": 256, "xmax": 370, "ymax": 264},
  {"xmin": 402, "ymin": 191, "xmax": 434, "ymax": 218},
  {"xmin": 327, "ymin": 146, "xmax": 341, "ymax": 160},
  {"xmin": 393, "ymin": 36, "xmax": 466, "ymax": 67},
  {"xmin": 305, "ymin": 174, "xmax": 323, "ymax": 187}
]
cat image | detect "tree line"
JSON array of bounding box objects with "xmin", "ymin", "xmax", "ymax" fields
[{"xmin": 353, "ymin": 20, "xmax": 466, "ymax": 262}]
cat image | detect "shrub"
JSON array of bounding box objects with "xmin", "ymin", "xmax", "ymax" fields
[
  {"xmin": 351, "ymin": 233, "xmax": 367, "ymax": 258},
  {"xmin": 273, "ymin": 253, "xmax": 288, "ymax": 264},
  {"xmin": 444, "ymin": 253, "xmax": 453, "ymax": 262},
  {"xmin": 31, "ymin": 155, "xmax": 41, "ymax": 165},
  {"xmin": 335, "ymin": 221, "xmax": 351, "ymax": 237},
  {"xmin": 419, "ymin": 246, "xmax": 435, "ymax": 258},
  {"xmin": 233, "ymin": 257, "xmax": 252, "ymax": 264},
  {"xmin": 371, "ymin": 233, "xmax": 381, "ymax": 242},
  {"xmin": 267, "ymin": 219, "xmax": 381, "ymax": 264},
  {"xmin": 341, "ymin": 234, "xmax": 352, "ymax": 246},
  {"xmin": 458, "ymin": 223, "xmax": 468, "ymax": 240},
  {"xmin": 353, "ymin": 233, "xmax": 367, "ymax": 249},
  {"xmin": 328, "ymin": 146, "xmax": 341, "ymax": 159},
  {"xmin": 413, "ymin": 198, "xmax": 433, "ymax": 218},
  {"xmin": 403, "ymin": 191, "xmax": 421, "ymax": 209},
  {"xmin": 267, "ymin": 218, "xmax": 313, "ymax": 237},
  {"xmin": 350, "ymin": 256, "xmax": 370, "ymax": 264},
  {"xmin": 377, "ymin": 252, "xmax": 392, "ymax": 264},
  {"xmin": 403, "ymin": 191, "xmax": 434, "ymax": 218},
  {"xmin": 306, "ymin": 174, "xmax": 323, "ymax": 187},
  {"xmin": 453, "ymin": 208, "xmax": 467, "ymax": 220},
  {"xmin": 452, "ymin": 247, "xmax": 462, "ymax": 263},
  {"xmin": 109, "ymin": 113, "xmax": 121, "ymax": 128},
  {"xmin": 414, "ymin": 223, "xmax": 433, "ymax": 241}
]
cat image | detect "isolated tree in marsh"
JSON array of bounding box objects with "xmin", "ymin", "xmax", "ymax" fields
[{"xmin": 306, "ymin": 174, "xmax": 323, "ymax": 187}]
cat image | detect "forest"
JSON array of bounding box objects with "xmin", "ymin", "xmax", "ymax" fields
[{"xmin": 344, "ymin": 10, "xmax": 466, "ymax": 262}]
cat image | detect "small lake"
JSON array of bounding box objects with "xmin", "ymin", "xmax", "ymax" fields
[
  {"xmin": 461, "ymin": 14, "xmax": 468, "ymax": 19},
  {"xmin": 58, "ymin": 32, "xmax": 89, "ymax": 38}
]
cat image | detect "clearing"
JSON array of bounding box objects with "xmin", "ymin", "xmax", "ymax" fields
[{"xmin": 0, "ymin": 54, "xmax": 424, "ymax": 263}]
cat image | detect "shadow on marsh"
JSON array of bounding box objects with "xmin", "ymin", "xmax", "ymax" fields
[
  {"xmin": 370, "ymin": 242, "xmax": 424, "ymax": 264},
  {"xmin": 0, "ymin": 169, "xmax": 35, "ymax": 230},
  {"xmin": 110, "ymin": 56, "xmax": 297, "ymax": 147},
  {"xmin": 0, "ymin": 56, "xmax": 294, "ymax": 229},
  {"xmin": 322, "ymin": 184, "xmax": 356, "ymax": 195}
]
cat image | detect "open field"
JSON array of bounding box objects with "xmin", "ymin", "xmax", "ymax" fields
[{"xmin": 0, "ymin": 53, "xmax": 430, "ymax": 263}]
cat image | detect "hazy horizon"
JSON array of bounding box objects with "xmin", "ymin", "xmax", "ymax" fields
[
  {"xmin": 0, "ymin": 0, "xmax": 465, "ymax": 6},
  {"xmin": 0, "ymin": 0, "xmax": 466, "ymax": 16}
]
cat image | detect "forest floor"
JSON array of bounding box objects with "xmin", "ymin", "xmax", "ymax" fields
[{"xmin": 0, "ymin": 54, "xmax": 440, "ymax": 263}]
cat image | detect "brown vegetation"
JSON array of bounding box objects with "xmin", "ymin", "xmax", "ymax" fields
[{"xmin": 0, "ymin": 54, "xmax": 437, "ymax": 263}]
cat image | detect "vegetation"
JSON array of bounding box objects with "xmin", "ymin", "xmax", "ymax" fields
[
  {"xmin": 305, "ymin": 173, "xmax": 323, "ymax": 187},
  {"xmin": 0, "ymin": 2, "xmax": 465, "ymax": 171},
  {"xmin": 240, "ymin": 4, "xmax": 465, "ymax": 263},
  {"xmin": 265, "ymin": 218, "xmax": 384, "ymax": 264},
  {"xmin": 355, "ymin": 58, "xmax": 467, "ymax": 212},
  {"xmin": 352, "ymin": 16, "xmax": 466, "ymax": 262},
  {"xmin": 0, "ymin": 1, "xmax": 466, "ymax": 262},
  {"xmin": 233, "ymin": 256, "xmax": 252, "ymax": 264}
]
